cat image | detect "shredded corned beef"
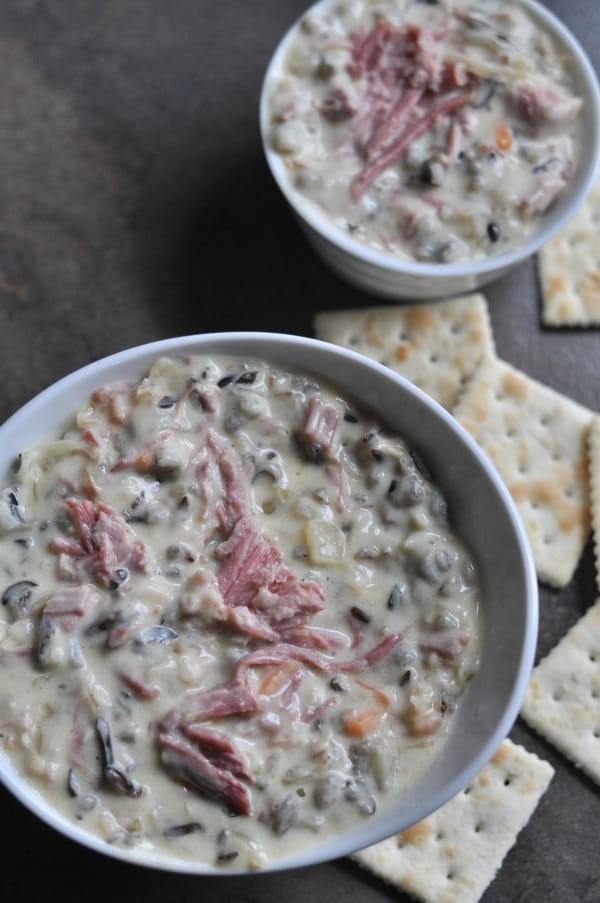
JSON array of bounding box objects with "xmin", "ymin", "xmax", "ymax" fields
[{"xmin": 50, "ymin": 499, "xmax": 149, "ymax": 586}]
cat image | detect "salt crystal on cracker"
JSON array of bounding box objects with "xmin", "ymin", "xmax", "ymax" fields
[
  {"xmin": 538, "ymin": 175, "xmax": 600, "ymax": 326},
  {"xmin": 313, "ymin": 294, "xmax": 495, "ymax": 411},
  {"xmin": 521, "ymin": 599, "xmax": 600, "ymax": 785},
  {"xmin": 453, "ymin": 358, "xmax": 592, "ymax": 587},
  {"xmin": 589, "ymin": 418, "xmax": 600, "ymax": 594},
  {"xmin": 352, "ymin": 739, "xmax": 554, "ymax": 903}
]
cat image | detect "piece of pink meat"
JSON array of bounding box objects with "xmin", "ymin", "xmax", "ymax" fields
[
  {"xmin": 275, "ymin": 625, "xmax": 351, "ymax": 651},
  {"xmin": 42, "ymin": 584, "xmax": 97, "ymax": 632},
  {"xmin": 217, "ymin": 516, "xmax": 326, "ymax": 624},
  {"xmin": 182, "ymin": 724, "xmax": 252, "ymax": 781},
  {"xmin": 50, "ymin": 499, "xmax": 148, "ymax": 586},
  {"xmin": 300, "ymin": 397, "xmax": 339, "ymax": 458},
  {"xmin": 190, "ymin": 429, "xmax": 248, "ymax": 540},
  {"xmin": 159, "ymin": 732, "xmax": 252, "ymax": 816},
  {"xmin": 161, "ymin": 678, "xmax": 259, "ymax": 732},
  {"xmin": 234, "ymin": 634, "xmax": 401, "ymax": 681},
  {"xmin": 351, "ymin": 90, "xmax": 474, "ymax": 200},
  {"xmin": 509, "ymin": 82, "xmax": 582, "ymax": 132}
]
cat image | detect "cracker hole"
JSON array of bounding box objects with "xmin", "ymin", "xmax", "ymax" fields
[
  {"xmin": 451, "ymin": 324, "xmax": 461, "ymax": 334},
  {"xmin": 506, "ymin": 428, "xmax": 517, "ymax": 438},
  {"xmin": 594, "ymin": 730, "xmax": 600, "ymax": 739},
  {"xmin": 446, "ymin": 872, "xmax": 455, "ymax": 881},
  {"xmin": 494, "ymin": 392, "xmax": 504, "ymax": 402},
  {"xmin": 436, "ymin": 832, "xmax": 445, "ymax": 841},
  {"xmin": 463, "ymin": 786, "xmax": 472, "ymax": 795},
  {"xmin": 474, "ymin": 823, "xmax": 484, "ymax": 833},
  {"xmin": 552, "ymin": 691, "xmax": 563, "ymax": 701},
  {"xmin": 399, "ymin": 332, "xmax": 408, "ymax": 341},
  {"xmin": 590, "ymin": 654, "xmax": 597, "ymax": 663},
  {"xmin": 349, "ymin": 336, "xmax": 359, "ymax": 346},
  {"xmin": 591, "ymin": 690, "xmax": 599, "ymax": 699},
  {"xmin": 503, "ymin": 777, "xmax": 511, "ymax": 786}
]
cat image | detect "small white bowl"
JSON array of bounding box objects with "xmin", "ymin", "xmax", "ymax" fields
[
  {"xmin": 0, "ymin": 333, "xmax": 538, "ymax": 873},
  {"xmin": 260, "ymin": 0, "xmax": 600, "ymax": 300}
]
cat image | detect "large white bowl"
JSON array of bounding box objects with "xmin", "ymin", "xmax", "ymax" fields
[
  {"xmin": 260, "ymin": 0, "xmax": 600, "ymax": 300},
  {"xmin": 0, "ymin": 333, "xmax": 538, "ymax": 873}
]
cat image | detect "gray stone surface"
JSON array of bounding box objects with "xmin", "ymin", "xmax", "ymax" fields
[{"xmin": 0, "ymin": 1, "xmax": 598, "ymax": 900}]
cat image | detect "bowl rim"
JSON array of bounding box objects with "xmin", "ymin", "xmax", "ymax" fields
[
  {"xmin": 259, "ymin": 0, "xmax": 600, "ymax": 278},
  {"xmin": 0, "ymin": 331, "xmax": 539, "ymax": 874}
]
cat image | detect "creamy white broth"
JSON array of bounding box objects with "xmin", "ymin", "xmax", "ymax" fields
[
  {"xmin": 0, "ymin": 356, "xmax": 480, "ymax": 867},
  {"xmin": 267, "ymin": 0, "xmax": 583, "ymax": 263}
]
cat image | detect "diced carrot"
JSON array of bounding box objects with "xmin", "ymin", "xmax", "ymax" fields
[
  {"xmin": 355, "ymin": 678, "xmax": 392, "ymax": 708},
  {"xmin": 258, "ymin": 664, "xmax": 298, "ymax": 696},
  {"xmin": 495, "ymin": 122, "xmax": 512, "ymax": 152},
  {"xmin": 342, "ymin": 709, "xmax": 383, "ymax": 737}
]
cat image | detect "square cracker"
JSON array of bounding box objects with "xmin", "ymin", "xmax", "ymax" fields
[
  {"xmin": 589, "ymin": 418, "xmax": 600, "ymax": 594},
  {"xmin": 538, "ymin": 174, "xmax": 600, "ymax": 326},
  {"xmin": 352, "ymin": 739, "xmax": 554, "ymax": 903},
  {"xmin": 453, "ymin": 358, "xmax": 592, "ymax": 587},
  {"xmin": 521, "ymin": 599, "xmax": 600, "ymax": 785},
  {"xmin": 313, "ymin": 294, "xmax": 495, "ymax": 411}
]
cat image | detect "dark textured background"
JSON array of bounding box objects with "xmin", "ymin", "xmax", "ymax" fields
[{"xmin": 0, "ymin": 1, "xmax": 598, "ymax": 899}]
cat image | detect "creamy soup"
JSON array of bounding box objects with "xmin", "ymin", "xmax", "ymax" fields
[
  {"xmin": 267, "ymin": 0, "xmax": 583, "ymax": 263},
  {"xmin": 0, "ymin": 356, "xmax": 480, "ymax": 867}
]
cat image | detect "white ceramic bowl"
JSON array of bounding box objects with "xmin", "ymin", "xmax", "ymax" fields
[
  {"xmin": 0, "ymin": 333, "xmax": 538, "ymax": 873},
  {"xmin": 260, "ymin": 0, "xmax": 600, "ymax": 300}
]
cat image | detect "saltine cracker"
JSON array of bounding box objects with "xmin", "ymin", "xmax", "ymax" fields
[
  {"xmin": 453, "ymin": 358, "xmax": 592, "ymax": 587},
  {"xmin": 313, "ymin": 294, "xmax": 495, "ymax": 411},
  {"xmin": 538, "ymin": 175, "xmax": 600, "ymax": 326},
  {"xmin": 352, "ymin": 739, "xmax": 554, "ymax": 903},
  {"xmin": 521, "ymin": 599, "xmax": 600, "ymax": 785}
]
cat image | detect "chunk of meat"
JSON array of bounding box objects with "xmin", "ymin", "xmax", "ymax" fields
[
  {"xmin": 159, "ymin": 732, "xmax": 252, "ymax": 816},
  {"xmin": 351, "ymin": 90, "xmax": 474, "ymax": 200},
  {"xmin": 349, "ymin": 21, "xmax": 444, "ymax": 92},
  {"xmin": 92, "ymin": 383, "xmax": 136, "ymax": 425},
  {"xmin": 190, "ymin": 430, "xmax": 248, "ymax": 540},
  {"xmin": 181, "ymin": 725, "xmax": 252, "ymax": 781},
  {"xmin": 50, "ymin": 499, "xmax": 149, "ymax": 586},
  {"xmin": 207, "ymin": 431, "xmax": 248, "ymax": 535},
  {"xmin": 217, "ymin": 516, "xmax": 280, "ymax": 606},
  {"xmin": 42, "ymin": 585, "xmax": 97, "ymax": 632},
  {"xmin": 234, "ymin": 634, "xmax": 401, "ymax": 681},
  {"xmin": 275, "ymin": 624, "xmax": 351, "ymax": 651},
  {"xmin": 298, "ymin": 396, "xmax": 339, "ymax": 459},
  {"xmin": 43, "ymin": 584, "xmax": 97, "ymax": 619},
  {"xmin": 217, "ymin": 516, "xmax": 326, "ymax": 623},
  {"xmin": 226, "ymin": 606, "xmax": 279, "ymax": 643},
  {"xmin": 365, "ymin": 88, "xmax": 423, "ymax": 158},
  {"xmin": 161, "ymin": 678, "xmax": 259, "ymax": 732},
  {"xmin": 419, "ymin": 630, "xmax": 468, "ymax": 661},
  {"xmin": 520, "ymin": 176, "xmax": 567, "ymax": 215},
  {"xmin": 509, "ymin": 82, "xmax": 583, "ymax": 133},
  {"xmin": 119, "ymin": 672, "xmax": 160, "ymax": 699}
]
